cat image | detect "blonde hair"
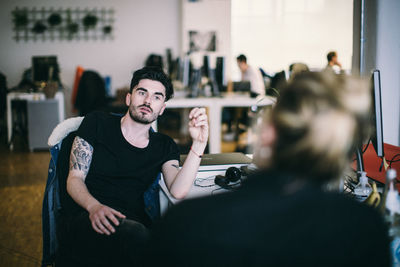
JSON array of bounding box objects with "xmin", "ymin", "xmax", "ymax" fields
[{"xmin": 265, "ymin": 71, "xmax": 371, "ymax": 182}]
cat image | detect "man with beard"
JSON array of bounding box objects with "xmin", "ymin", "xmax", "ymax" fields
[{"xmin": 56, "ymin": 67, "xmax": 208, "ymax": 266}]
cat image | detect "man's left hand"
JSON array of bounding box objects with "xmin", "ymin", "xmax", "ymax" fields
[{"xmin": 188, "ymin": 108, "xmax": 209, "ymax": 144}]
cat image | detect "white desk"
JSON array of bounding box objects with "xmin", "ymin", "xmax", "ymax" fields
[
  {"xmin": 165, "ymin": 94, "xmax": 275, "ymax": 153},
  {"xmin": 159, "ymin": 169, "xmax": 229, "ymax": 215},
  {"xmin": 7, "ymin": 91, "xmax": 65, "ymax": 145}
]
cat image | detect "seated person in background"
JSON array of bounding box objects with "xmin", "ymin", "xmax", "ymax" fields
[
  {"xmin": 236, "ymin": 54, "xmax": 265, "ymax": 97},
  {"xmin": 326, "ymin": 50, "xmax": 343, "ymax": 73},
  {"xmin": 57, "ymin": 66, "xmax": 208, "ymax": 267},
  {"xmin": 222, "ymin": 54, "xmax": 265, "ymax": 141},
  {"xmin": 146, "ymin": 71, "xmax": 390, "ymax": 266}
]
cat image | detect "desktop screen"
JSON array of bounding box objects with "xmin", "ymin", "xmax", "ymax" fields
[
  {"xmin": 370, "ymin": 69, "xmax": 385, "ymax": 158},
  {"xmin": 32, "ymin": 56, "xmax": 59, "ymax": 83},
  {"xmin": 215, "ymin": 57, "xmax": 225, "ymax": 91}
]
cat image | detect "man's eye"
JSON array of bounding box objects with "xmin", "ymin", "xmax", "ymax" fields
[
  {"xmin": 138, "ymin": 91, "xmax": 145, "ymax": 95},
  {"xmin": 154, "ymin": 95, "xmax": 161, "ymax": 101}
]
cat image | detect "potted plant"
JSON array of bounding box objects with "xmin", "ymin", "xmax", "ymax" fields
[
  {"xmin": 48, "ymin": 13, "xmax": 62, "ymax": 27},
  {"xmin": 13, "ymin": 10, "xmax": 29, "ymax": 28},
  {"xmin": 32, "ymin": 21, "xmax": 47, "ymax": 34},
  {"xmin": 82, "ymin": 14, "xmax": 98, "ymax": 30}
]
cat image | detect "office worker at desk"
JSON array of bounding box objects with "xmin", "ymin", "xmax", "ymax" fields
[
  {"xmin": 326, "ymin": 50, "xmax": 343, "ymax": 73},
  {"xmin": 57, "ymin": 67, "xmax": 208, "ymax": 266},
  {"xmin": 147, "ymin": 72, "xmax": 390, "ymax": 266},
  {"xmin": 236, "ymin": 54, "xmax": 265, "ymax": 97}
]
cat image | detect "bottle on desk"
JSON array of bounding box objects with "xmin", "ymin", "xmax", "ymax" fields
[{"xmin": 353, "ymin": 171, "xmax": 372, "ymax": 202}]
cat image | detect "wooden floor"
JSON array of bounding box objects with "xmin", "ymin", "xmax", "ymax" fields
[{"xmin": 0, "ymin": 132, "xmax": 49, "ymax": 267}]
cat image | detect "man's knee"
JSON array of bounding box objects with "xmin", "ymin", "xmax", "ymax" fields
[{"xmin": 116, "ymin": 218, "xmax": 149, "ymax": 244}]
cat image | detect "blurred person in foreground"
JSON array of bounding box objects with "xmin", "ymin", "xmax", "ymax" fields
[{"xmin": 146, "ymin": 71, "xmax": 390, "ymax": 266}]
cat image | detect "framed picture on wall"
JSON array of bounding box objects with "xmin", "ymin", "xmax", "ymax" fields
[{"xmin": 189, "ymin": 31, "xmax": 216, "ymax": 53}]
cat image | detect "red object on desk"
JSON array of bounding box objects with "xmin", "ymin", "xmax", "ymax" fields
[{"xmin": 353, "ymin": 143, "xmax": 400, "ymax": 190}]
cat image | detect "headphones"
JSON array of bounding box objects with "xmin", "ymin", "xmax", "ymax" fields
[{"xmin": 214, "ymin": 167, "xmax": 243, "ymax": 190}]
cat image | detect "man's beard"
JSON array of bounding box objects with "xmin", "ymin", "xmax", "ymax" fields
[{"xmin": 128, "ymin": 104, "xmax": 159, "ymax": 124}]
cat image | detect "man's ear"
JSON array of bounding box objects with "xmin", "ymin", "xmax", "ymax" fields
[
  {"xmin": 125, "ymin": 93, "xmax": 131, "ymax": 106},
  {"xmin": 159, "ymin": 103, "xmax": 167, "ymax": 116},
  {"xmin": 253, "ymin": 122, "xmax": 276, "ymax": 169},
  {"xmin": 260, "ymin": 122, "xmax": 276, "ymax": 147}
]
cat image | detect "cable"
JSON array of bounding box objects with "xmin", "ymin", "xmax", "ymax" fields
[
  {"xmin": 379, "ymin": 157, "xmax": 384, "ymax": 172},
  {"xmin": 211, "ymin": 187, "xmax": 225, "ymax": 195},
  {"xmin": 194, "ymin": 176, "xmax": 217, "ymax": 188},
  {"xmin": 362, "ymin": 139, "xmax": 371, "ymax": 154},
  {"xmin": 351, "ymin": 140, "xmax": 371, "ymax": 162},
  {"xmin": 268, "ymin": 87, "xmax": 280, "ymax": 97},
  {"xmin": 388, "ymin": 153, "xmax": 400, "ymax": 169}
]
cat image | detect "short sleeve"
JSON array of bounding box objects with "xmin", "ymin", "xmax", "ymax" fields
[
  {"xmin": 164, "ymin": 136, "xmax": 180, "ymax": 163},
  {"xmin": 76, "ymin": 111, "xmax": 98, "ymax": 146}
]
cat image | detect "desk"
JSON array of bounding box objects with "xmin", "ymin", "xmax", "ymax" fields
[
  {"xmin": 352, "ymin": 143, "xmax": 400, "ymax": 190},
  {"xmin": 159, "ymin": 153, "xmax": 253, "ymax": 214},
  {"xmin": 165, "ymin": 94, "xmax": 275, "ymax": 153},
  {"xmin": 7, "ymin": 91, "xmax": 65, "ymax": 146},
  {"xmin": 159, "ymin": 169, "xmax": 229, "ymax": 215}
]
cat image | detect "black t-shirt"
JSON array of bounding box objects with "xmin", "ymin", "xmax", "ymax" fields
[{"xmin": 73, "ymin": 111, "xmax": 179, "ymax": 224}]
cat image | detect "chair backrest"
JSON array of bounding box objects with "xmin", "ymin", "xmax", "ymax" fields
[{"xmin": 0, "ymin": 72, "xmax": 6, "ymax": 117}]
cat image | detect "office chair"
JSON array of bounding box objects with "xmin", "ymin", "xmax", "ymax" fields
[
  {"xmin": 41, "ymin": 115, "xmax": 161, "ymax": 267},
  {"xmin": 74, "ymin": 70, "xmax": 107, "ymax": 116},
  {"xmin": 267, "ymin": 70, "xmax": 287, "ymax": 96},
  {"xmin": 0, "ymin": 73, "xmax": 6, "ymax": 120},
  {"xmin": 8, "ymin": 99, "xmax": 28, "ymax": 150}
]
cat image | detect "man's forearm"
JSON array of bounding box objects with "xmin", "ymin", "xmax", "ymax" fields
[
  {"xmin": 67, "ymin": 174, "xmax": 101, "ymax": 212},
  {"xmin": 169, "ymin": 141, "xmax": 205, "ymax": 199}
]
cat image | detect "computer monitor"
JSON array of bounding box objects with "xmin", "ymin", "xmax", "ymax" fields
[
  {"xmin": 32, "ymin": 56, "xmax": 59, "ymax": 82},
  {"xmin": 232, "ymin": 81, "xmax": 251, "ymax": 92},
  {"xmin": 202, "ymin": 55, "xmax": 210, "ymax": 78},
  {"xmin": 355, "ymin": 69, "xmax": 385, "ymax": 174},
  {"xmin": 215, "ymin": 57, "xmax": 226, "ymax": 91},
  {"xmin": 370, "ymin": 69, "xmax": 385, "ymax": 158},
  {"xmin": 176, "ymin": 56, "xmax": 191, "ymax": 88},
  {"xmin": 166, "ymin": 48, "xmax": 174, "ymax": 76}
]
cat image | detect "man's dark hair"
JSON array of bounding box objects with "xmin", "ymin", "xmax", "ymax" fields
[
  {"xmin": 130, "ymin": 66, "xmax": 174, "ymax": 101},
  {"xmin": 237, "ymin": 54, "xmax": 247, "ymax": 63},
  {"xmin": 327, "ymin": 51, "xmax": 336, "ymax": 62}
]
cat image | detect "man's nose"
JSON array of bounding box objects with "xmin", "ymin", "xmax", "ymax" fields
[{"xmin": 144, "ymin": 95, "xmax": 151, "ymax": 104}]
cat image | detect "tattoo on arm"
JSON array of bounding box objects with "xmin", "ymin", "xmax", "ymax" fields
[
  {"xmin": 70, "ymin": 136, "xmax": 93, "ymax": 176},
  {"xmin": 171, "ymin": 164, "xmax": 179, "ymax": 170}
]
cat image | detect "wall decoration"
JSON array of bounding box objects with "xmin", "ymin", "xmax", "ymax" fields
[
  {"xmin": 189, "ymin": 31, "xmax": 216, "ymax": 53},
  {"xmin": 12, "ymin": 7, "xmax": 115, "ymax": 42}
]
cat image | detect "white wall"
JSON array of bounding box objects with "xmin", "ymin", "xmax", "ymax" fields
[
  {"xmin": 376, "ymin": 0, "xmax": 400, "ymax": 146},
  {"xmin": 0, "ymin": 0, "xmax": 180, "ymax": 97},
  {"xmin": 231, "ymin": 0, "xmax": 353, "ymax": 79},
  {"xmin": 181, "ymin": 0, "xmax": 231, "ymax": 77}
]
